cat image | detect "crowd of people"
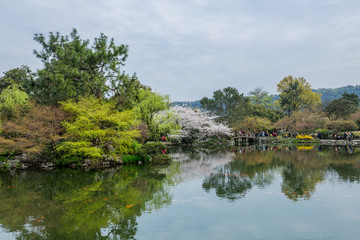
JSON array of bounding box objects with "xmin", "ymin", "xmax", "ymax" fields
[{"xmin": 234, "ymin": 130, "xmax": 355, "ymax": 141}]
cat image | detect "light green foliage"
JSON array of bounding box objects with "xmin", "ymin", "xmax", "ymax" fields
[
  {"xmin": 56, "ymin": 96, "xmax": 141, "ymax": 159},
  {"xmin": 153, "ymin": 109, "xmax": 181, "ymax": 141},
  {"xmin": 32, "ymin": 29, "xmax": 130, "ymax": 104},
  {"xmin": 0, "ymin": 84, "xmax": 29, "ymax": 119},
  {"xmin": 136, "ymin": 90, "xmax": 170, "ymax": 140},
  {"xmin": 277, "ymin": 76, "xmax": 321, "ymax": 116}
]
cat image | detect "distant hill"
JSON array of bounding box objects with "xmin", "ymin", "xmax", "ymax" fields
[
  {"xmin": 171, "ymin": 85, "xmax": 360, "ymax": 108},
  {"xmin": 171, "ymin": 100, "xmax": 202, "ymax": 109},
  {"xmin": 313, "ymin": 85, "xmax": 360, "ymax": 103}
]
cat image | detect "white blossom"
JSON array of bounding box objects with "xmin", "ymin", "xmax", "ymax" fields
[{"xmin": 168, "ymin": 106, "xmax": 232, "ymax": 144}]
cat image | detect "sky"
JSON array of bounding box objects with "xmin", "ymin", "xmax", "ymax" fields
[{"xmin": 0, "ymin": 0, "xmax": 360, "ymax": 101}]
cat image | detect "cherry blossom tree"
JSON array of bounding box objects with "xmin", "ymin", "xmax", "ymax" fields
[{"xmin": 164, "ymin": 106, "xmax": 232, "ymax": 144}]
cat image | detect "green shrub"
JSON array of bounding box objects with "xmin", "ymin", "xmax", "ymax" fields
[
  {"xmin": 324, "ymin": 120, "xmax": 358, "ymax": 132},
  {"xmin": 315, "ymin": 128, "xmax": 331, "ymax": 139},
  {"xmin": 122, "ymin": 155, "xmax": 150, "ymax": 164}
]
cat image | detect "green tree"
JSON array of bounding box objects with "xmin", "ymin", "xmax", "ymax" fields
[
  {"xmin": 200, "ymin": 87, "xmax": 251, "ymax": 126},
  {"xmin": 0, "ymin": 84, "xmax": 29, "ymax": 120},
  {"xmin": 136, "ymin": 90, "xmax": 171, "ymax": 141},
  {"xmin": 32, "ymin": 29, "xmax": 130, "ymax": 104},
  {"xmin": 56, "ymin": 97, "xmax": 141, "ymax": 159},
  {"xmin": 0, "ymin": 66, "xmax": 33, "ymax": 93},
  {"xmin": 111, "ymin": 73, "xmax": 151, "ymax": 111},
  {"xmin": 277, "ymin": 76, "xmax": 321, "ymax": 116},
  {"xmin": 248, "ymin": 87, "xmax": 272, "ymax": 107},
  {"xmin": 324, "ymin": 92, "xmax": 359, "ymax": 120}
]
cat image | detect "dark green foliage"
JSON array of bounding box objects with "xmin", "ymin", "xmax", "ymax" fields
[
  {"xmin": 200, "ymin": 87, "xmax": 251, "ymax": 126},
  {"xmin": 323, "ymin": 92, "xmax": 359, "ymax": 120},
  {"xmin": 111, "ymin": 74, "xmax": 151, "ymax": 111},
  {"xmin": 0, "ymin": 66, "xmax": 33, "ymax": 93},
  {"xmin": 138, "ymin": 142, "xmax": 166, "ymax": 158},
  {"xmin": 314, "ymin": 85, "xmax": 360, "ymax": 103},
  {"xmin": 315, "ymin": 128, "xmax": 331, "ymax": 139},
  {"xmin": 31, "ymin": 29, "xmax": 130, "ymax": 105}
]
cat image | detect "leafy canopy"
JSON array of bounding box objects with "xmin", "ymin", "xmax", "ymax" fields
[
  {"xmin": 136, "ymin": 90, "xmax": 171, "ymax": 141},
  {"xmin": 277, "ymin": 76, "xmax": 321, "ymax": 116},
  {"xmin": 56, "ymin": 97, "xmax": 141, "ymax": 159},
  {"xmin": 323, "ymin": 92, "xmax": 359, "ymax": 121},
  {"xmin": 32, "ymin": 29, "xmax": 130, "ymax": 104},
  {"xmin": 200, "ymin": 87, "xmax": 251, "ymax": 126}
]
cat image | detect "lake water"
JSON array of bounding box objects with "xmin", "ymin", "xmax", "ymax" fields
[{"xmin": 1, "ymin": 145, "xmax": 360, "ymax": 239}]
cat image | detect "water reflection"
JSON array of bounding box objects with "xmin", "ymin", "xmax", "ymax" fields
[
  {"xmin": 171, "ymin": 145, "xmax": 360, "ymax": 202},
  {"xmin": 1, "ymin": 146, "xmax": 360, "ymax": 239},
  {"xmin": 0, "ymin": 164, "xmax": 180, "ymax": 239}
]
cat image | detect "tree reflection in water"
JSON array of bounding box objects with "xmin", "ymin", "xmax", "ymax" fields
[
  {"xmin": 1, "ymin": 146, "xmax": 360, "ymax": 239},
  {"xmin": 195, "ymin": 145, "xmax": 360, "ymax": 202},
  {"xmin": 0, "ymin": 164, "xmax": 180, "ymax": 240}
]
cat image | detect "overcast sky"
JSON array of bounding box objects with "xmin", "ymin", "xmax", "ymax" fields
[{"xmin": 1, "ymin": 0, "xmax": 360, "ymax": 101}]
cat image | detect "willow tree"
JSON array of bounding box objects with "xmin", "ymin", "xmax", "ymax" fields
[
  {"xmin": 32, "ymin": 29, "xmax": 131, "ymax": 104},
  {"xmin": 277, "ymin": 76, "xmax": 321, "ymax": 116}
]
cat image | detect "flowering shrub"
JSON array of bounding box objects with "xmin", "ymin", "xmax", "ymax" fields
[
  {"xmin": 296, "ymin": 135, "xmax": 314, "ymax": 140},
  {"xmin": 167, "ymin": 106, "xmax": 232, "ymax": 144}
]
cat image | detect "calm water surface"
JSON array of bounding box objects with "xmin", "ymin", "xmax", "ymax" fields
[{"xmin": 1, "ymin": 145, "xmax": 360, "ymax": 239}]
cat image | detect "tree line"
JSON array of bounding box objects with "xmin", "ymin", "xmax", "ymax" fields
[
  {"xmin": 200, "ymin": 76, "xmax": 360, "ymax": 135},
  {"xmin": 0, "ymin": 29, "xmax": 185, "ymax": 164}
]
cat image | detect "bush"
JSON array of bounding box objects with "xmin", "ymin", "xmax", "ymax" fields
[
  {"xmin": 324, "ymin": 120, "xmax": 358, "ymax": 132},
  {"xmin": 296, "ymin": 135, "xmax": 314, "ymax": 140},
  {"xmin": 122, "ymin": 155, "xmax": 150, "ymax": 164},
  {"xmin": 315, "ymin": 128, "xmax": 331, "ymax": 139}
]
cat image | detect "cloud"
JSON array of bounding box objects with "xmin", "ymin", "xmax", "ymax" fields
[{"xmin": 1, "ymin": 0, "xmax": 360, "ymax": 100}]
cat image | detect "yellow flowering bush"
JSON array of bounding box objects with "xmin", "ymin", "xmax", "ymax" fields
[{"xmin": 296, "ymin": 134, "xmax": 314, "ymax": 140}]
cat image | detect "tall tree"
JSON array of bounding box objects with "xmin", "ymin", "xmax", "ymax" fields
[
  {"xmin": 0, "ymin": 66, "xmax": 33, "ymax": 93},
  {"xmin": 32, "ymin": 29, "xmax": 130, "ymax": 104},
  {"xmin": 200, "ymin": 87, "xmax": 251, "ymax": 126},
  {"xmin": 248, "ymin": 87, "xmax": 272, "ymax": 107},
  {"xmin": 323, "ymin": 92, "xmax": 359, "ymax": 120},
  {"xmin": 277, "ymin": 76, "xmax": 321, "ymax": 116}
]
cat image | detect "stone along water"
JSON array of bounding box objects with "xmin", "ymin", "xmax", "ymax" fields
[{"xmin": 1, "ymin": 145, "xmax": 360, "ymax": 239}]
